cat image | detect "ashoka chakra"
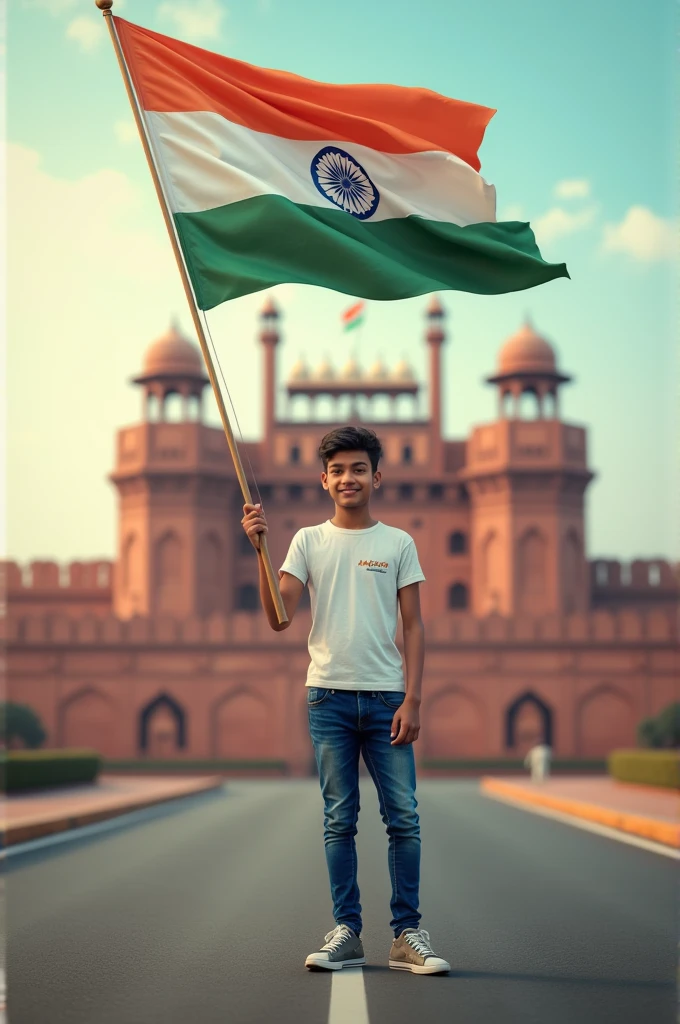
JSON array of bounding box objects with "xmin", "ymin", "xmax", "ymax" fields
[{"xmin": 310, "ymin": 146, "xmax": 379, "ymax": 220}]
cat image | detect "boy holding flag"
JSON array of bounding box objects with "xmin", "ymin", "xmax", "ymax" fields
[{"xmin": 241, "ymin": 425, "xmax": 450, "ymax": 975}]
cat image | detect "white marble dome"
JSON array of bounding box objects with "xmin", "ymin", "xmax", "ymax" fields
[
  {"xmin": 314, "ymin": 358, "xmax": 335, "ymax": 380},
  {"xmin": 341, "ymin": 357, "xmax": 362, "ymax": 380},
  {"xmin": 392, "ymin": 358, "xmax": 415, "ymax": 381},
  {"xmin": 289, "ymin": 357, "xmax": 310, "ymax": 381}
]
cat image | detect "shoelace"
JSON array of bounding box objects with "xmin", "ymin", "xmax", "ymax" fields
[
  {"xmin": 404, "ymin": 929, "xmax": 436, "ymax": 957},
  {"xmin": 322, "ymin": 925, "xmax": 353, "ymax": 953}
]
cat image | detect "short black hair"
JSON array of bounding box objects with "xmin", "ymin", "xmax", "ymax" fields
[{"xmin": 318, "ymin": 426, "xmax": 384, "ymax": 474}]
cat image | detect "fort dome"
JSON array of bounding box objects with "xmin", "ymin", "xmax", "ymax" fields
[
  {"xmin": 497, "ymin": 319, "xmax": 556, "ymax": 376},
  {"xmin": 314, "ymin": 358, "xmax": 335, "ymax": 380},
  {"xmin": 367, "ymin": 358, "xmax": 389, "ymax": 380},
  {"xmin": 341, "ymin": 357, "xmax": 362, "ymax": 380},
  {"xmin": 393, "ymin": 358, "xmax": 415, "ymax": 381},
  {"xmin": 141, "ymin": 322, "xmax": 206, "ymax": 380},
  {"xmin": 289, "ymin": 357, "xmax": 310, "ymax": 381}
]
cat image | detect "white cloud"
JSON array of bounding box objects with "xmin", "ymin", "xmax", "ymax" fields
[
  {"xmin": 8, "ymin": 143, "xmax": 175, "ymax": 305},
  {"xmin": 554, "ymin": 179, "xmax": 591, "ymax": 200},
  {"xmin": 157, "ymin": 0, "xmax": 224, "ymax": 41},
  {"xmin": 532, "ymin": 205, "xmax": 598, "ymax": 244},
  {"xmin": 114, "ymin": 118, "xmax": 138, "ymax": 145},
  {"xmin": 66, "ymin": 15, "xmax": 102, "ymax": 53},
  {"xmin": 601, "ymin": 206, "xmax": 676, "ymax": 262}
]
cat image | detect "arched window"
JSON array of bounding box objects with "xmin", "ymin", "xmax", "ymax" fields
[
  {"xmin": 290, "ymin": 445, "xmax": 301, "ymax": 464},
  {"xmin": 122, "ymin": 534, "xmax": 138, "ymax": 592},
  {"xmin": 139, "ymin": 692, "xmax": 186, "ymax": 753},
  {"xmin": 402, "ymin": 444, "xmax": 413, "ymax": 465},
  {"xmin": 506, "ymin": 690, "xmax": 553, "ymax": 750},
  {"xmin": 289, "ymin": 484, "xmax": 303, "ymax": 501},
  {"xmin": 517, "ymin": 528, "xmax": 547, "ymax": 616},
  {"xmin": 448, "ymin": 582, "xmax": 468, "ymax": 609},
  {"xmin": 518, "ymin": 390, "xmax": 540, "ymax": 420},
  {"xmin": 164, "ymin": 391, "xmax": 183, "ymax": 422},
  {"xmin": 449, "ymin": 531, "xmax": 467, "ymax": 555},
  {"xmin": 236, "ymin": 583, "xmax": 259, "ymax": 611},
  {"xmin": 155, "ymin": 531, "xmax": 183, "ymax": 614},
  {"xmin": 398, "ymin": 484, "xmax": 413, "ymax": 501},
  {"xmin": 649, "ymin": 563, "xmax": 661, "ymax": 586}
]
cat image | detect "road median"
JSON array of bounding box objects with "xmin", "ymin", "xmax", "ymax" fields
[
  {"xmin": 481, "ymin": 775, "xmax": 680, "ymax": 849},
  {"xmin": 3, "ymin": 775, "xmax": 225, "ymax": 847}
]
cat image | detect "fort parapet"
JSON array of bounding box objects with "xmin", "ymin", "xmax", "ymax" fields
[
  {"xmin": 590, "ymin": 559, "xmax": 679, "ymax": 612},
  {"xmin": 2, "ymin": 560, "xmax": 114, "ymax": 617},
  {"xmin": 4, "ymin": 606, "xmax": 678, "ymax": 647}
]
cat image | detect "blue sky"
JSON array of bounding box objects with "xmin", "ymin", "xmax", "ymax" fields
[{"xmin": 6, "ymin": 0, "xmax": 678, "ymax": 563}]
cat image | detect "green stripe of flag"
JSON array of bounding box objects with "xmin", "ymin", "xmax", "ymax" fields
[{"xmin": 174, "ymin": 194, "xmax": 569, "ymax": 311}]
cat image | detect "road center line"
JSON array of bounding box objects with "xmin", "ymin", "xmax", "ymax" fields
[
  {"xmin": 484, "ymin": 791, "xmax": 680, "ymax": 860},
  {"xmin": 329, "ymin": 968, "xmax": 370, "ymax": 1024}
]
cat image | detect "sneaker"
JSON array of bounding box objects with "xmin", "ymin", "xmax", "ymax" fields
[
  {"xmin": 388, "ymin": 928, "xmax": 451, "ymax": 974},
  {"xmin": 305, "ymin": 924, "xmax": 366, "ymax": 971}
]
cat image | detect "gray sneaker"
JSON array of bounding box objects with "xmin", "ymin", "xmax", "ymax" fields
[
  {"xmin": 389, "ymin": 928, "xmax": 450, "ymax": 974},
  {"xmin": 305, "ymin": 925, "xmax": 366, "ymax": 971}
]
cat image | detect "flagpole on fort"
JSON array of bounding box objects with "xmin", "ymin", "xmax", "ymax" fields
[{"xmin": 94, "ymin": 0, "xmax": 288, "ymax": 625}]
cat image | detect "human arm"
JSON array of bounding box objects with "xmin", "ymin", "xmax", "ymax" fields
[
  {"xmin": 390, "ymin": 582, "xmax": 425, "ymax": 746},
  {"xmin": 241, "ymin": 503, "xmax": 305, "ymax": 631}
]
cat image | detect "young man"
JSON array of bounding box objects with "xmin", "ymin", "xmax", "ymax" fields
[{"xmin": 241, "ymin": 425, "xmax": 450, "ymax": 975}]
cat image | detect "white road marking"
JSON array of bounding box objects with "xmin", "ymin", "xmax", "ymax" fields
[
  {"xmin": 484, "ymin": 791, "xmax": 680, "ymax": 860},
  {"xmin": 329, "ymin": 968, "xmax": 370, "ymax": 1024}
]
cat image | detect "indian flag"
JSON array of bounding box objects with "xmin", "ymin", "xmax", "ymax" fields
[
  {"xmin": 115, "ymin": 18, "xmax": 569, "ymax": 312},
  {"xmin": 342, "ymin": 301, "xmax": 365, "ymax": 332}
]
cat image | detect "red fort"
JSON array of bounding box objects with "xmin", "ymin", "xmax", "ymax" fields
[{"xmin": 5, "ymin": 299, "xmax": 679, "ymax": 772}]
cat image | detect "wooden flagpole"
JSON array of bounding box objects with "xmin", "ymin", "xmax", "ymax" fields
[{"xmin": 95, "ymin": 0, "xmax": 288, "ymax": 625}]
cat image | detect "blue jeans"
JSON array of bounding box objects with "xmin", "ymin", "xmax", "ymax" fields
[{"xmin": 307, "ymin": 687, "xmax": 421, "ymax": 938}]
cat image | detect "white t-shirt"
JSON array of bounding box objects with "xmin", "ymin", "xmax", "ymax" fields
[{"xmin": 280, "ymin": 520, "xmax": 425, "ymax": 691}]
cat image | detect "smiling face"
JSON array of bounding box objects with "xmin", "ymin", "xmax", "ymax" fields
[{"xmin": 321, "ymin": 448, "xmax": 381, "ymax": 509}]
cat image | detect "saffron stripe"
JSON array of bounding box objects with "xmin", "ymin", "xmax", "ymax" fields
[{"xmin": 116, "ymin": 16, "xmax": 495, "ymax": 170}]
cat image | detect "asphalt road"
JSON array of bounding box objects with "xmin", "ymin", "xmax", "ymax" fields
[{"xmin": 5, "ymin": 780, "xmax": 676, "ymax": 1024}]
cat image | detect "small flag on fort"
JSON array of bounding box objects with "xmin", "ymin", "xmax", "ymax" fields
[
  {"xmin": 342, "ymin": 302, "xmax": 365, "ymax": 332},
  {"xmin": 113, "ymin": 17, "xmax": 569, "ymax": 311}
]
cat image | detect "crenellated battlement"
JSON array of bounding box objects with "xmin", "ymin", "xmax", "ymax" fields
[
  {"xmin": 3, "ymin": 606, "xmax": 678, "ymax": 647},
  {"xmin": 589, "ymin": 558, "xmax": 679, "ymax": 593},
  {"xmin": 2, "ymin": 560, "xmax": 114, "ymax": 592}
]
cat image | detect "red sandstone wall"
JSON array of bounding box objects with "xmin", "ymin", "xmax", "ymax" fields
[{"xmin": 5, "ymin": 606, "xmax": 678, "ymax": 770}]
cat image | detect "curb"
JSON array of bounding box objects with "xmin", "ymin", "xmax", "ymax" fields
[
  {"xmin": 480, "ymin": 777, "xmax": 680, "ymax": 849},
  {"xmin": 2, "ymin": 777, "xmax": 225, "ymax": 847}
]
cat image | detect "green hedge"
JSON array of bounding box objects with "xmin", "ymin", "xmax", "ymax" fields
[
  {"xmin": 3, "ymin": 749, "xmax": 101, "ymax": 792},
  {"xmin": 608, "ymin": 749, "xmax": 680, "ymax": 789},
  {"xmin": 419, "ymin": 758, "xmax": 607, "ymax": 771},
  {"xmin": 101, "ymin": 759, "xmax": 288, "ymax": 773}
]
